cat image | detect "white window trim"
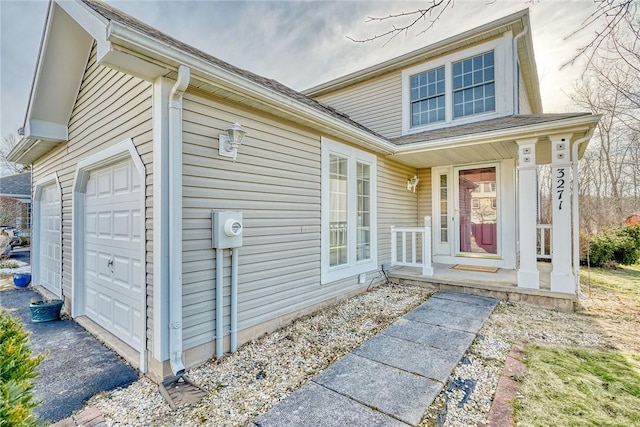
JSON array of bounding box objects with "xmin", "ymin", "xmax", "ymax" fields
[
  {"xmin": 321, "ymin": 137, "xmax": 377, "ymax": 284},
  {"xmin": 71, "ymin": 138, "xmax": 147, "ymax": 371},
  {"xmin": 401, "ymin": 35, "xmax": 513, "ymax": 135},
  {"xmin": 454, "ymin": 162, "xmax": 502, "ymax": 257},
  {"xmin": 32, "ymin": 173, "xmax": 62, "ymax": 297}
]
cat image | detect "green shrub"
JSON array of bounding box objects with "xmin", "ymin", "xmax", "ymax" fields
[
  {"xmin": 585, "ymin": 225, "xmax": 640, "ymax": 267},
  {"xmin": 0, "ymin": 310, "xmax": 44, "ymax": 427}
]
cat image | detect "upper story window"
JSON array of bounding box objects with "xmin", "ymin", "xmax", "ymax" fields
[
  {"xmin": 410, "ymin": 66, "xmax": 445, "ymax": 126},
  {"xmin": 402, "ymin": 36, "xmax": 509, "ymax": 135},
  {"xmin": 452, "ymin": 51, "xmax": 495, "ymax": 118}
]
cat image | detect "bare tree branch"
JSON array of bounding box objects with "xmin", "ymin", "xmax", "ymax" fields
[
  {"xmin": 346, "ymin": 0, "xmax": 454, "ymax": 46},
  {"xmin": 0, "ymin": 133, "xmax": 25, "ymax": 175}
]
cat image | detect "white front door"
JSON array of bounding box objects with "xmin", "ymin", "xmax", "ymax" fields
[
  {"xmin": 39, "ymin": 183, "xmax": 61, "ymax": 295},
  {"xmin": 84, "ymin": 159, "xmax": 143, "ymax": 350}
]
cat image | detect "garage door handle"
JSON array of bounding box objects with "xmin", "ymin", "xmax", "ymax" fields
[{"xmin": 107, "ymin": 258, "xmax": 114, "ymax": 273}]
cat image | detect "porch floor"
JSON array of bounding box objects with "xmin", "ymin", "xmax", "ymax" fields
[{"xmin": 388, "ymin": 262, "xmax": 577, "ymax": 311}]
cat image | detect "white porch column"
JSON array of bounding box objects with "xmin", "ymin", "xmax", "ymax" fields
[
  {"xmin": 423, "ymin": 216, "xmax": 434, "ymax": 276},
  {"xmin": 549, "ymin": 133, "xmax": 575, "ymax": 293},
  {"xmin": 516, "ymin": 139, "xmax": 539, "ymax": 288}
]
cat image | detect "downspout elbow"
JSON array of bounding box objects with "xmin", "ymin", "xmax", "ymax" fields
[
  {"xmin": 170, "ymin": 65, "xmax": 190, "ymax": 104},
  {"xmin": 169, "ymin": 65, "xmax": 190, "ymax": 376}
]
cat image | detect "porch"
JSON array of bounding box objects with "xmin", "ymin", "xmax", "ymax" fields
[
  {"xmin": 389, "ymin": 219, "xmax": 577, "ymax": 312},
  {"xmin": 388, "ymin": 262, "xmax": 576, "ymax": 312}
]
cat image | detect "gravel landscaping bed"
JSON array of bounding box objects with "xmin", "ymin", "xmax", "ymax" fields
[
  {"xmin": 88, "ymin": 284, "xmax": 625, "ymax": 427},
  {"xmin": 89, "ymin": 284, "xmax": 433, "ymax": 426}
]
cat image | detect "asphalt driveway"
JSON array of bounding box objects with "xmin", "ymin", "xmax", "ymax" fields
[{"xmin": 0, "ymin": 288, "xmax": 138, "ymax": 424}]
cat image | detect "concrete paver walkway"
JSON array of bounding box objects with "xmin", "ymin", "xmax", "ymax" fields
[{"xmin": 255, "ymin": 291, "xmax": 498, "ymax": 426}]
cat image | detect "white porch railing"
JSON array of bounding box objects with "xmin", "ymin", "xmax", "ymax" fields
[
  {"xmin": 536, "ymin": 224, "xmax": 552, "ymax": 260},
  {"xmin": 390, "ymin": 216, "xmax": 433, "ymax": 276}
]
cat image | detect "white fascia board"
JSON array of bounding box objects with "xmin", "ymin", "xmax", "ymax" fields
[
  {"xmin": 104, "ymin": 22, "xmax": 396, "ymax": 155},
  {"xmin": 25, "ymin": 119, "xmax": 68, "ymax": 142},
  {"xmin": 55, "ymin": 0, "xmax": 112, "ymax": 60},
  {"xmin": 394, "ymin": 115, "xmax": 601, "ymax": 155},
  {"xmin": 6, "ymin": 138, "xmax": 34, "ymax": 163}
]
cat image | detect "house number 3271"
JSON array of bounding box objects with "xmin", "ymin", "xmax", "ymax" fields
[{"xmin": 556, "ymin": 168, "xmax": 566, "ymax": 210}]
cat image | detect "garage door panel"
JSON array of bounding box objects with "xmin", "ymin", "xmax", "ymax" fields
[
  {"xmin": 113, "ymin": 210, "xmax": 130, "ymax": 234},
  {"xmin": 84, "ymin": 159, "xmax": 143, "ymax": 350}
]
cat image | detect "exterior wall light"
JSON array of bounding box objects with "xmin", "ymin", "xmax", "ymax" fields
[
  {"xmin": 219, "ymin": 122, "xmax": 247, "ymax": 162},
  {"xmin": 406, "ymin": 175, "xmax": 419, "ymax": 193}
]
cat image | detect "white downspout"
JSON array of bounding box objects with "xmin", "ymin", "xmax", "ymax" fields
[
  {"xmin": 512, "ymin": 26, "xmax": 528, "ymax": 114},
  {"xmin": 169, "ymin": 65, "xmax": 190, "ymax": 376},
  {"xmin": 230, "ymin": 247, "xmax": 239, "ymax": 352},
  {"xmin": 572, "ymin": 136, "xmax": 589, "ymax": 297}
]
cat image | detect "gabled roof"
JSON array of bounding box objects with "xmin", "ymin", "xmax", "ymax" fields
[
  {"xmin": 0, "ymin": 172, "xmax": 31, "ymax": 197},
  {"xmin": 8, "ymin": 1, "xmax": 597, "ymax": 167},
  {"xmin": 303, "ymin": 9, "xmax": 542, "ymax": 114},
  {"xmin": 8, "ymin": 0, "xmax": 395, "ymax": 164}
]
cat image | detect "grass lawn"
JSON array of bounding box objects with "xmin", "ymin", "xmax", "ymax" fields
[
  {"xmin": 514, "ymin": 264, "xmax": 640, "ymax": 426},
  {"xmin": 515, "ymin": 345, "xmax": 640, "ymax": 426}
]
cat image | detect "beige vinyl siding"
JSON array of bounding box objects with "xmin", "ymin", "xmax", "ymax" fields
[
  {"xmin": 417, "ymin": 168, "xmax": 433, "ymax": 222},
  {"xmin": 518, "ymin": 70, "xmax": 532, "ymax": 114},
  {"xmin": 181, "ymin": 90, "xmax": 418, "ymax": 351},
  {"xmin": 181, "ymin": 91, "xmax": 321, "ymax": 351},
  {"xmin": 378, "ymin": 158, "xmax": 419, "ymax": 262},
  {"xmin": 315, "ymin": 72, "xmax": 403, "ymax": 139},
  {"xmin": 31, "ymin": 43, "xmax": 154, "ymax": 349}
]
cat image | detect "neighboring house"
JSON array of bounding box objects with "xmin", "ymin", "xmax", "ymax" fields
[
  {"xmin": 7, "ymin": 0, "xmax": 599, "ymax": 382},
  {"xmin": 0, "ymin": 171, "xmax": 32, "ymax": 229}
]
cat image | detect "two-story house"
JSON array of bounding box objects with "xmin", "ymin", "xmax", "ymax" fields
[{"xmin": 8, "ymin": 0, "xmax": 599, "ymax": 382}]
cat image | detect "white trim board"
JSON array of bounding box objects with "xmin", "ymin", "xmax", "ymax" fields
[{"xmin": 71, "ymin": 138, "xmax": 148, "ymax": 372}]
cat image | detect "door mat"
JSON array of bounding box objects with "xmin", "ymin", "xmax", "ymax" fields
[
  {"xmin": 159, "ymin": 375, "xmax": 207, "ymax": 410},
  {"xmin": 451, "ymin": 264, "xmax": 499, "ymax": 273}
]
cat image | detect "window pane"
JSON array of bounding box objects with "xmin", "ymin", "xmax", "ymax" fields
[
  {"xmin": 439, "ymin": 174, "xmax": 448, "ymax": 243},
  {"xmin": 330, "ymin": 155, "xmax": 348, "ymax": 266},
  {"xmin": 410, "ymin": 66, "xmax": 445, "ymax": 126},
  {"xmin": 452, "ymin": 51, "xmax": 495, "ymax": 118},
  {"xmin": 356, "ymin": 162, "xmax": 371, "ymax": 261}
]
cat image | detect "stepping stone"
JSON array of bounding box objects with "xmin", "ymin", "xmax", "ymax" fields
[
  {"xmin": 383, "ymin": 319, "xmax": 476, "ymax": 353},
  {"xmin": 417, "ymin": 298, "xmax": 495, "ymax": 318},
  {"xmin": 254, "ymin": 381, "xmax": 407, "ymax": 427},
  {"xmin": 354, "ymin": 335, "xmax": 460, "ymax": 383},
  {"xmin": 314, "ymin": 353, "xmax": 442, "ymax": 426},
  {"xmin": 405, "ymin": 307, "xmax": 487, "ymax": 333},
  {"xmin": 432, "ymin": 291, "xmax": 499, "ymax": 308}
]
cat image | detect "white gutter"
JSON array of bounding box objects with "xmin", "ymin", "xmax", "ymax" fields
[
  {"xmin": 168, "ymin": 65, "xmax": 190, "ymax": 376},
  {"xmin": 393, "ymin": 115, "xmax": 598, "ymax": 154},
  {"xmin": 104, "ymin": 22, "xmax": 396, "ymax": 155},
  {"xmin": 512, "ymin": 26, "xmax": 528, "ymax": 114},
  {"xmin": 572, "ymin": 136, "xmax": 589, "ymax": 297}
]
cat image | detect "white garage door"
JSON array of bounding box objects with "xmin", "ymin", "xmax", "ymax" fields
[
  {"xmin": 39, "ymin": 184, "xmax": 61, "ymax": 295},
  {"xmin": 84, "ymin": 159, "xmax": 143, "ymax": 349}
]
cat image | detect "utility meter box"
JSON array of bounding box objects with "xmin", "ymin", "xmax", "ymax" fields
[{"xmin": 212, "ymin": 211, "xmax": 243, "ymax": 249}]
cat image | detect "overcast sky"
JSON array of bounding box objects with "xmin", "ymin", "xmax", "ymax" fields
[{"xmin": 0, "ymin": 0, "xmax": 598, "ymax": 145}]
